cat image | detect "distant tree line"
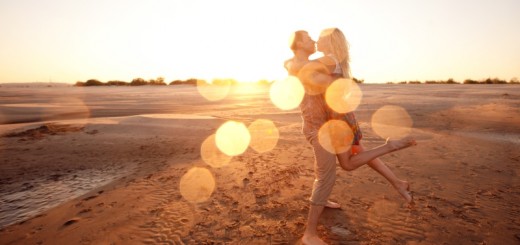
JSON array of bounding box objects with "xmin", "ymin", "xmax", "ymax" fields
[
  {"xmin": 74, "ymin": 77, "xmax": 274, "ymax": 87},
  {"xmin": 73, "ymin": 76, "xmax": 518, "ymax": 87},
  {"xmin": 387, "ymin": 77, "xmax": 519, "ymax": 85},
  {"xmin": 75, "ymin": 77, "xmax": 169, "ymax": 87}
]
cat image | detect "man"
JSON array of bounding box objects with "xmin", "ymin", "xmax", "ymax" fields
[{"xmin": 285, "ymin": 30, "xmax": 339, "ymax": 245}]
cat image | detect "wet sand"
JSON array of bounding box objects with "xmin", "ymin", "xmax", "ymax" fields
[{"xmin": 0, "ymin": 84, "xmax": 519, "ymax": 244}]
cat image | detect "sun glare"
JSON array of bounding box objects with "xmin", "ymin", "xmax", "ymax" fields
[
  {"xmin": 371, "ymin": 105, "xmax": 413, "ymax": 139},
  {"xmin": 44, "ymin": 97, "xmax": 90, "ymax": 125},
  {"xmin": 196, "ymin": 79, "xmax": 231, "ymax": 101},
  {"xmin": 269, "ymin": 76, "xmax": 304, "ymax": 110},
  {"xmin": 179, "ymin": 167, "xmax": 215, "ymax": 204},
  {"xmin": 325, "ymin": 78, "xmax": 362, "ymax": 114},
  {"xmin": 215, "ymin": 120, "xmax": 251, "ymax": 156},
  {"xmin": 247, "ymin": 119, "xmax": 280, "ymax": 153},
  {"xmin": 318, "ymin": 119, "xmax": 354, "ymax": 154},
  {"xmin": 201, "ymin": 134, "xmax": 233, "ymax": 168}
]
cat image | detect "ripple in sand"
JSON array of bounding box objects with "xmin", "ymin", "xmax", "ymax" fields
[
  {"xmin": 269, "ymin": 76, "xmax": 304, "ymax": 110},
  {"xmin": 201, "ymin": 134, "xmax": 232, "ymax": 168},
  {"xmin": 318, "ymin": 119, "xmax": 353, "ymax": 154},
  {"xmin": 367, "ymin": 200, "xmax": 425, "ymax": 241},
  {"xmin": 325, "ymin": 78, "xmax": 363, "ymax": 113},
  {"xmin": 248, "ymin": 119, "xmax": 280, "ymax": 153},
  {"xmin": 179, "ymin": 167, "xmax": 215, "ymax": 203},
  {"xmin": 371, "ymin": 105, "xmax": 413, "ymax": 140},
  {"xmin": 196, "ymin": 79, "xmax": 231, "ymax": 101},
  {"xmin": 215, "ymin": 120, "xmax": 251, "ymax": 156}
]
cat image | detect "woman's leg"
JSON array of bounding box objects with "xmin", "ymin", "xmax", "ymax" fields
[
  {"xmin": 337, "ymin": 137, "xmax": 416, "ymax": 171},
  {"xmin": 353, "ymin": 144, "xmax": 413, "ymax": 203}
]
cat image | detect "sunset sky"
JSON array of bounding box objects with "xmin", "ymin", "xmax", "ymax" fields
[{"xmin": 1, "ymin": 0, "xmax": 519, "ymax": 84}]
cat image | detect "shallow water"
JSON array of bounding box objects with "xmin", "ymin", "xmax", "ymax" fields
[{"xmin": 0, "ymin": 165, "xmax": 131, "ymax": 229}]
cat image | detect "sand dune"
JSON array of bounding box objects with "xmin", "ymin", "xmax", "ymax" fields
[{"xmin": 0, "ymin": 84, "xmax": 519, "ymax": 244}]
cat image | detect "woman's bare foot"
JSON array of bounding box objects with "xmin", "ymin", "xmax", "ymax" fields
[
  {"xmin": 302, "ymin": 234, "xmax": 328, "ymax": 245},
  {"xmin": 386, "ymin": 137, "xmax": 417, "ymax": 152},
  {"xmin": 394, "ymin": 181, "xmax": 414, "ymax": 204},
  {"xmin": 325, "ymin": 200, "xmax": 341, "ymax": 209}
]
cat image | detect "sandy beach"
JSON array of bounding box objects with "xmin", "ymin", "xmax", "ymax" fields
[{"xmin": 0, "ymin": 84, "xmax": 519, "ymax": 244}]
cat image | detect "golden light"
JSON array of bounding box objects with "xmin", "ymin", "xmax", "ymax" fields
[
  {"xmin": 247, "ymin": 119, "xmax": 280, "ymax": 153},
  {"xmin": 215, "ymin": 120, "xmax": 251, "ymax": 156},
  {"xmin": 318, "ymin": 119, "xmax": 354, "ymax": 154},
  {"xmin": 201, "ymin": 134, "xmax": 232, "ymax": 168},
  {"xmin": 196, "ymin": 79, "xmax": 231, "ymax": 101},
  {"xmin": 325, "ymin": 78, "xmax": 363, "ymax": 113},
  {"xmin": 179, "ymin": 167, "xmax": 215, "ymax": 204},
  {"xmin": 371, "ymin": 105, "xmax": 413, "ymax": 139},
  {"xmin": 269, "ymin": 76, "xmax": 304, "ymax": 110}
]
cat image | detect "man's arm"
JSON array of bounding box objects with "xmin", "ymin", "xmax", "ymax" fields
[{"xmin": 297, "ymin": 61, "xmax": 334, "ymax": 94}]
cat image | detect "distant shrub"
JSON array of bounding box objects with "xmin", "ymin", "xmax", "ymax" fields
[
  {"xmin": 169, "ymin": 80, "xmax": 183, "ymax": 85},
  {"xmin": 353, "ymin": 77, "xmax": 364, "ymax": 84},
  {"xmin": 408, "ymin": 81, "xmax": 421, "ymax": 84},
  {"xmin": 75, "ymin": 81, "xmax": 85, "ymax": 87},
  {"xmin": 149, "ymin": 77, "xmax": 166, "ymax": 86},
  {"xmin": 106, "ymin": 80, "xmax": 128, "ymax": 86},
  {"xmin": 169, "ymin": 78, "xmax": 198, "ymax": 86},
  {"xmin": 446, "ymin": 78, "xmax": 459, "ymax": 84},
  {"xmin": 510, "ymin": 77, "xmax": 519, "ymax": 84},
  {"xmin": 130, "ymin": 78, "xmax": 147, "ymax": 86},
  {"xmin": 85, "ymin": 79, "xmax": 103, "ymax": 86}
]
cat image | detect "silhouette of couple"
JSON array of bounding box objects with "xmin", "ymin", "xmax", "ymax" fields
[{"xmin": 284, "ymin": 28, "xmax": 417, "ymax": 245}]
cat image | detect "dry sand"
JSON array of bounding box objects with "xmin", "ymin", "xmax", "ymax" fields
[{"xmin": 0, "ymin": 84, "xmax": 519, "ymax": 244}]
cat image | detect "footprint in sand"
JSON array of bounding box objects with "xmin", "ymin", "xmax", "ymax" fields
[{"xmin": 62, "ymin": 217, "xmax": 80, "ymax": 228}]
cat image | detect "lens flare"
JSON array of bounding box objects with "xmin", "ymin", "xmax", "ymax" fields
[
  {"xmin": 325, "ymin": 78, "xmax": 362, "ymax": 114},
  {"xmin": 201, "ymin": 134, "xmax": 232, "ymax": 168},
  {"xmin": 43, "ymin": 97, "xmax": 90, "ymax": 125},
  {"xmin": 371, "ymin": 105, "xmax": 413, "ymax": 139},
  {"xmin": 215, "ymin": 120, "xmax": 251, "ymax": 156},
  {"xmin": 248, "ymin": 119, "xmax": 279, "ymax": 153},
  {"xmin": 179, "ymin": 167, "xmax": 215, "ymax": 204},
  {"xmin": 269, "ymin": 76, "xmax": 304, "ymax": 110},
  {"xmin": 297, "ymin": 62, "xmax": 330, "ymax": 95},
  {"xmin": 196, "ymin": 79, "xmax": 231, "ymax": 101},
  {"xmin": 318, "ymin": 119, "xmax": 354, "ymax": 154}
]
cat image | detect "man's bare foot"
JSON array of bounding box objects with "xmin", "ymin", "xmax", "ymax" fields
[
  {"xmin": 386, "ymin": 137, "xmax": 417, "ymax": 152},
  {"xmin": 325, "ymin": 200, "xmax": 341, "ymax": 209},
  {"xmin": 395, "ymin": 181, "xmax": 414, "ymax": 204},
  {"xmin": 302, "ymin": 234, "xmax": 328, "ymax": 245}
]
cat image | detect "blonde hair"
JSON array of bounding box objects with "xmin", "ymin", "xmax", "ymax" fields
[{"xmin": 320, "ymin": 28, "xmax": 351, "ymax": 79}]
